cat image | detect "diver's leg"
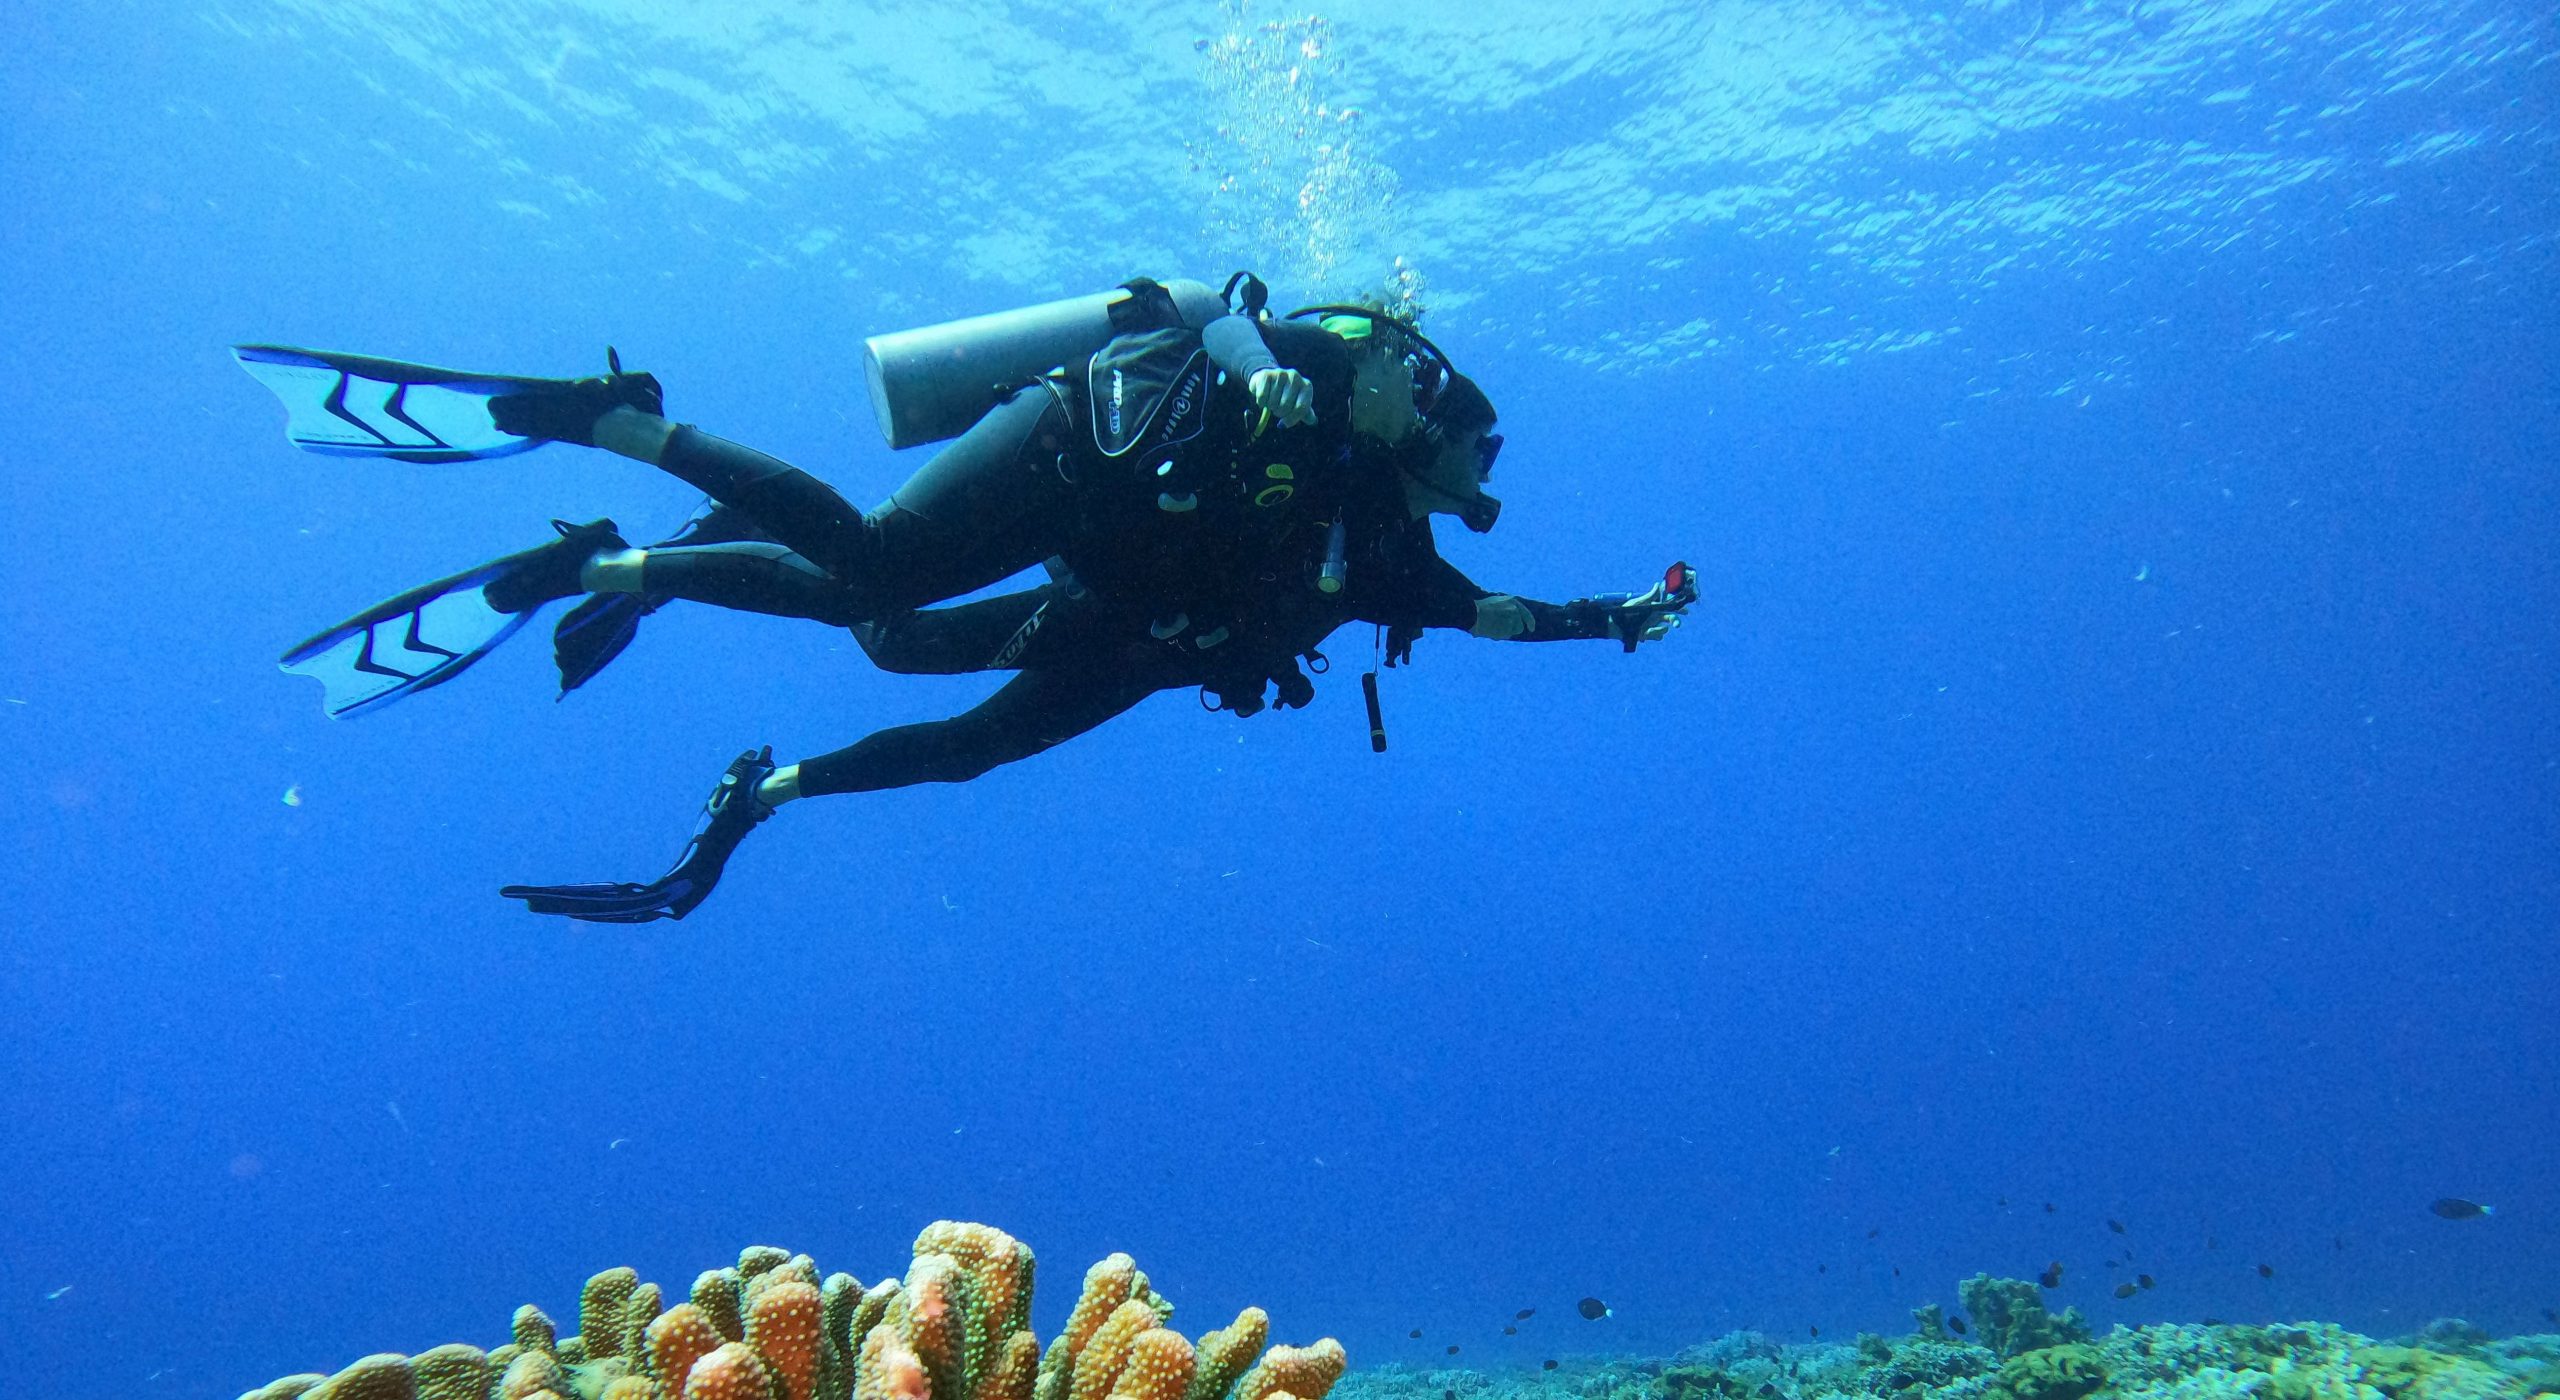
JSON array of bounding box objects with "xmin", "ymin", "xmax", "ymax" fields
[
  {"xmin": 501, "ymin": 661, "xmax": 1162, "ymax": 921},
  {"xmin": 580, "ymin": 550, "xmax": 1080, "ymax": 658},
  {"xmin": 590, "ymin": 385, "xmax": 1075, "ymax": 612},
  {"xmin": 849, "ymin": 584, "xmax": 1099, "ymax": 676},
  {"xmin": 768, "ymin": 661, "xmax": 1162, "ymax": 802},
  {"xmin": 589, "ymin": 539, "xmax": 865, "ymax": 625}
]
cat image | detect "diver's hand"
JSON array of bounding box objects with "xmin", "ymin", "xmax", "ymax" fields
[
  {"xmin": 1609, "ymin": 605, "xmax": 1683, "ymax": 646},
  {"xmin": 1470, "ymin": 595, "xmax": 1534, "ymax": 639},
  {"xmin": 1607, "ymin": 561, "xmax": 1700, "ymax": 649},
  {"xmin": 1248, "ymin": 368, "xmax": 1318, "ymax": 427}
]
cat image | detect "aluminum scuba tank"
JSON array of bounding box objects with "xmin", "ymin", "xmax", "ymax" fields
[{"xmin": 862, "ymin": 279, "xmax": 1231, "ymax": 449}]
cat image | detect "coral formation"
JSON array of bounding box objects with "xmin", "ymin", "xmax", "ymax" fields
[
  {"xmin": 1955, "ymin": 1277, "xmax": 2090, "ymax": 1361},
  {"xmin": 583, "ymin": 1270, "xmax": 641, "ymax": 1361},
  {"xmin": 1983, "ymin": 1343, "xmax": 2106, "ymax": 1400},
  {"xmin": 240, "ymin": 1223, "xmax": 1344, "ymax": 1400},
  {"xmin": 1324, "ymin": 1280, "xmax": 2554, "ymax": 1400},
  {"xmin": 748, "ymin": 1281, "xmax": 825, "ymax": 1400},
  {"xmin": 690, "ymin": 1341, "xmax": 780, "ymax": 1400},
  {"xmin": 1190, "ymin": 1310, "xmax": 1273, "ymax": 1400}
]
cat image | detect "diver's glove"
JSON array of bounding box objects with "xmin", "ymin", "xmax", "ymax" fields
[
  {"xmin": 488, "ymin": 347, "xmax": 665, "ymax": 447},
  {"xmin": 501, "ymin": 746, "xmax": 775, "ymax": 923},
  {"xmin": 1580, "ymin": 561, "xmax": 1700, "ymax": 653}
]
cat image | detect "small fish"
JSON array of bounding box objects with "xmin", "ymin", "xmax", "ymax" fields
[
  {"xmin": 1445, "ymin": 1345, "xmax": 1460, "ymax": 1356},
  {"xmin": 1997, "ymin": 1196, "xmax": 2009, "ymax": 1207},
  {"xmin": 2333, "ymin": 1235, "xmax": 2345, "ymax": 1251},
  {"xmin": 1893, "ymin": 1268, "xmax": 1902, "ymax": 1278},
  {"xmin": 1817, "ymin": 1264, "xmax": 1827, "ymax": 1274},
  {"xmin": 2134, "ymin": 563, "xmax": 2151, "ymax": 582},
  {"xmin": 1543, "ymin": 1361, "xmax": 1559, "ymax": 1372},
  {"xmin": 44, "ymin": 1285, "xmax": 72, "ymax": 1300},
  {"xmin": 1578, "ymin": 1297, "xmax": 1612, "ymax": 1320},
  {"xmin": 2113, "ymin": 1283, "xmax": 2138, "ymax": 1299},
  {"xmin": 1503, "ymin": 1326, "xmax": 1518, "ymax": 1336},
  {"xmin": 2044, "ymin": 1202, "xmax": 2057, "ymax": 1214},
  {"xmin": 281, "ymin": 784, "xmax": 303, "ymax": 807},
  {"xmin": 1867, "ymin": 1227, "xmax": 1880, "ymax": 1239},
  {"xmin": 1949, "ymin": 1317, "xmax": 1968, "ymax": 1335},
  {"xmin": 1809, "ymin": 1325, "xmax": 1820, "ymax": 1337},
  {"xmin": 2107, "ymin": 1219, "xmax": 2126, "ymax": 1234},
  {"xmin": 2429, "ymin": 1198, "xmax": 2493, "ymax": 1221},
  {"xmin": 1408, "ymin": 1329, "xmax": 1421, "ymax": 1339},
  {"xmin": 2257, "ymin": 1263, "xmax": 2275, "ymax": 1279},
  {"xmin": 2137, "ymin": 1275, "xmax": 2155, "ymax": 1290},
  {"xmin": 1516, "ymin": 1308, "xmax": 1536, "ymax": 1320},
  {"xmin": 2038, "ymin": 1261, "xmax": 2064, "ymax": 1289}
]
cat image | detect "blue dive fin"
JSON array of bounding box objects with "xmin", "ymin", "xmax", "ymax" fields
[
  {"xmin": 281, "ymin": 560, "xmax": 534, "ymax": 718},
  {"xmin": 232, "ymin": 344, "xmax": 562, "ymax": 463}
]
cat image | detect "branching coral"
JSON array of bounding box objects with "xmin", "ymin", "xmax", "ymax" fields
[{"xmin": 240, "ymin": 1223, "xmax": 1341, "ymax": 1400}]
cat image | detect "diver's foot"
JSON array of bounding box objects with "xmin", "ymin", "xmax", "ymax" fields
[
  {"xmin": 486, "ymin": 348, "xmax": 665, "ymax": 446},
  {"xmin": 501, "ymin": 746, "xmax": 777, "ymax": 923},
  {"xmin": 482, "ymin": 518, "xmax": 627, "ymax": 614}
]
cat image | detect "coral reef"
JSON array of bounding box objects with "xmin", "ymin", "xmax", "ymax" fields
[
  {"xmin": 240, "ymin": 1224, "xmax": 1345, "ymax": 1400},
  {"xmin": 1954, "ymin": 1277, "xmax": 2090, "ymax": 1362},
  {"xmin": 1325, "ymin": 1284, "xmax": 2555, "ymax": 1400}
]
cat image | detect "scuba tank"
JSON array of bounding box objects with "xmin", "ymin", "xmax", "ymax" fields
[{"xmin": 862, "ymin": 278, "xmax": 1233, "ymax": 449}]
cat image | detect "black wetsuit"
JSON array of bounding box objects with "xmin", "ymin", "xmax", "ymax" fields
[{"xmin": 630, "ymin": 316, "xmax": 1627, "ymax": 797}]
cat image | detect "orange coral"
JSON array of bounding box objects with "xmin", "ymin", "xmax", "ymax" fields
[
  {"xmin": 650, "ymin": 1303, "xmax": 728, "ymax": 1395},
  {"xmin": 858, "ymin": 1326, "xmax": 935, "ymax": 1400},
  {"xmin": 1115, "ymin": 1328, "xmax": 1199, "ymax": 1400},
  {"xmin": 748, "ymin": 1279, "xmax": 824, "ymax": 1400},
  {"xmin": 694, "ymin": 1270, "xmax": 748, "ymax": 1342},
  {"xmin": 500, "ymin": 1348, "xmax": 573, "ymax": 1400},
  {"xmin": 916, "ymin": 1221, "xmax": 1035, "ymax": 1371},
  {"xmin": 1072, "ymin": 1299, "xmax": 1167, "ymax": 1400},
  {"xmin": 1232, "ymin": 1341, "xmax": 1345, "ymax": 1400},
  {"xmin": 1185, "ymin": 1309, "xmax": 1268, "ymax": 1400},
  {"xmin": 234, "ymin": 1226, "xmax": 1340, "ymax": 1400},
  {"xmin": 1058, "ymin": 1255, "xmax": 1139, "ymax": 1363},
  {"xmin": 686, "ymin": 1342, "xmax": 777, "ymax": 1400},
  {"xmin": 900, "ymin": 1253, "xmax": 976, "ymax": 1400},
  {"xmin": 984, "ymin": 1328, "xmax": 1042, "ymax": 1400},
  {"xmin": 301, "ymin": 1354, "xmax": 417, "ymax": 1400}
]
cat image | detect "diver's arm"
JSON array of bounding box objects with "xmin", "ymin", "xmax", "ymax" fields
[
  {"xmin": 1204, "ymin": 316, "xmax": 1343, "ymax": 427},
  {"xmin": 1472, "ymin": 595, "xmax": 1608, "ymax": 642},
  {"xmin": 1486, "ymin": 565, "xmax": 1700, "ymax": 648}
]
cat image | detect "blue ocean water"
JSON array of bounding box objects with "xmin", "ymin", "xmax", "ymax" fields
[{"xmin": 1, "ymin": 0, "xmax": 2552, "ymax": 1395}]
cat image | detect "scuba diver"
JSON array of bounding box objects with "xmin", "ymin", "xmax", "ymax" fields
[{"xmin": 236, "ymin": 276, "xmax": 1698, "ymax": 922}]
